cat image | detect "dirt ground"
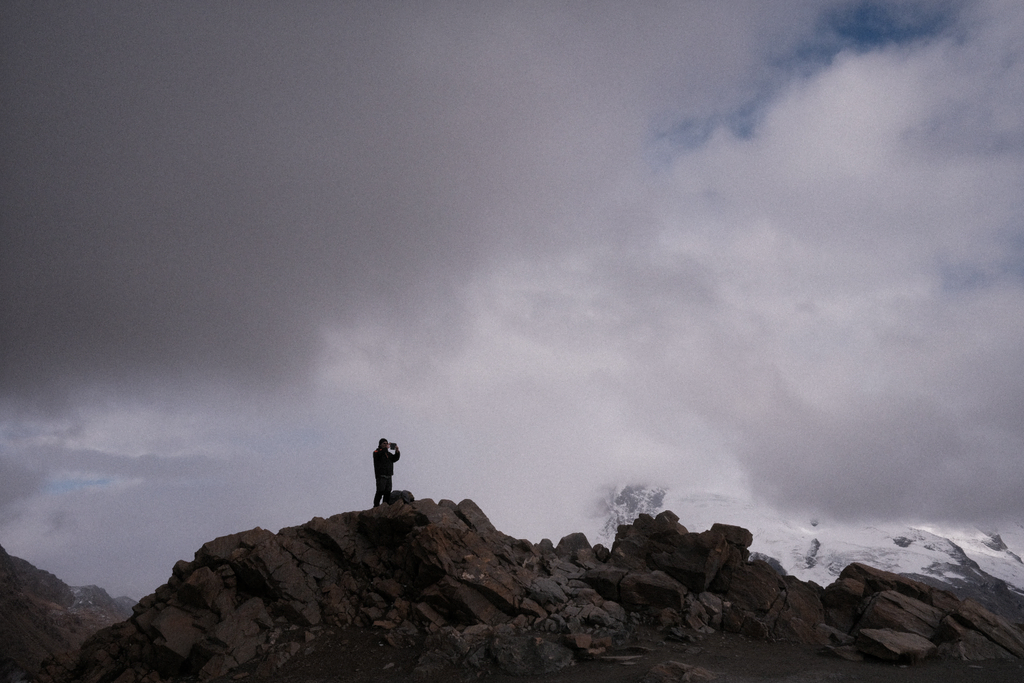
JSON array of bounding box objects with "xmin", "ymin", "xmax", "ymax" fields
[{"xmin": 218, "ymin": 623, "xmax": 1024, "ymax": 683}]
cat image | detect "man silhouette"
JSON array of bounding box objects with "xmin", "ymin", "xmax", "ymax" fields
[{"xmin": 372, "ymin": 438, "xmax": 401, "ymax": 506}]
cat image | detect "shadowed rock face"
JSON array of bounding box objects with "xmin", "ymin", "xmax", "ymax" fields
[{"xmin": 34, "ymin": 501, "xmax": 1024, "ymax": 682}]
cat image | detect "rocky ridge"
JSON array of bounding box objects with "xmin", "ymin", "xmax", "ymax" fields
[
  {"xmin": 37, "ymin": 498, "xmax": 1024, "ymax": 682},
  {"xmin": 0, "ymin": 544, "xmax": 132, "ymax": 680}
]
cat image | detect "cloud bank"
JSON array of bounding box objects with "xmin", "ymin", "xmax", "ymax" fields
[{"xmin": 2, "ymin": 0, "xmax": 1023, "ymax": 597}]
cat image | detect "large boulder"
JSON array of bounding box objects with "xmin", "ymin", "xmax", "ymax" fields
[
  {"xmin": 452, "ymin": 499, "xmax": 498, "ymax": 536},
  {"xmin": 724, "ymin": 560, "xmax": 783, "ymax": 615},
  {"xmin": 608, "ymin": 512, "xmax": 689, "ymax": 570},
  {"xmin": 583, "ymin": 565, "xmax": 629, "ymax": 602},
  {"xmin": 554, "ymin": 533, "xmax": 592, "ymax": 562},
  {"xmin": 649, "ymin": 530, "xmax": 731, "ymax": 592},
  {"xmin": 949, "ymin": 598, "xmax": 1024, "ymax": 659},
  {"xmin": 854, "ymin": 590, "xmax": 945, "ymax": 640},
  {"xmin": 618, "ymin": 571, "xmax": 688, "ymax": 611},
  {"xmin": 773, "ymin": 576, "xmax": 828, "ymax": 645},
  {"xmin": 149, "ymin": 606, "xmax": 204, "ymax": 675},
  {"xmin": 822, "ymin": 576, "xmax": 866, "ymax": 633},
  {"xmin": 856, "ymin": 628, "xmax": 937, "ymax": 663},
  {"xmin": 709, "ymin": 523, "xmax": 753, "ymax": 564},
  {"xmin": 936, "ymin": 615, "xmax": 1019, "ymax": 660},
  {"xmin": 838, "ymin": 563, "xmax": 958, "ymax": 612}
]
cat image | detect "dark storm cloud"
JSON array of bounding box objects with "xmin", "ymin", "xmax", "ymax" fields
[
  {"xmin": 1, "ymin": 3, "xmax": 456, "ymax": 405},
  {"xmin": 0, "ymin": 3, "xmax": 514, "ymax": 404},
  {"xmin": 2, "ymin": 1, "xmax": 829, "ymax": 411}
]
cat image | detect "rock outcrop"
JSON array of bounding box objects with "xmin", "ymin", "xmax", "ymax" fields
[
  {"xmin": 37, "ymin": 501, "xmax": 1024, "ymax": 682},
  {"xmin": 820, "ymin": 562, "xmax": 1024, "ymax": 662}
]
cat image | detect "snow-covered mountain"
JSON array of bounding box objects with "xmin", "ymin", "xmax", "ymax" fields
[{"xmin": 589, "ymin": 486, "xmax": 1024, "ymax": 623}]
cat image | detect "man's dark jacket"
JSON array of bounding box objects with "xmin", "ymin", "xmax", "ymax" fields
[{"xmin": 373, "ymin": 447, "xmax": 400, "ymax": 476}]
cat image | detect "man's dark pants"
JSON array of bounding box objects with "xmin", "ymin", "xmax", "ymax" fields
[{"xmin": 374, "ymin": 474, "xmax": 392, "ymax": 507}]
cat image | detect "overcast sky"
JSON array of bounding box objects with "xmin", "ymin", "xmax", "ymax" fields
[{"xmin": 2, "ymin": 0, "xmax": 1023, "ymax": 599}]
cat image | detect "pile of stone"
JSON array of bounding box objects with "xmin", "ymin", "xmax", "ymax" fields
[
  {"xmin": 36, "ymin": 498, "xmax": 1024, "ymax": 682},
  {"xmin": 821, "ymin": 561, "xmax": 1024, "ymax": 662}
]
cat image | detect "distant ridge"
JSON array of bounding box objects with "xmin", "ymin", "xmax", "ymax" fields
[{"xmin": 0, "ymin": 544, "xmax": 132, "ymax": 680}]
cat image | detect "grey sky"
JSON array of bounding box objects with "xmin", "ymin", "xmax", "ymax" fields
[{"xmin": 2, "ymin": 1, "xmax": 1023, "ymax": 598}]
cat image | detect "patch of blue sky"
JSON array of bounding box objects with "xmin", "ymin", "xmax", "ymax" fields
[
  {"xmin": 792, "ymin": 0, "xmax": 961, "ymax": 69},
  {"xmin": 649, "ymin": 96, "xmax": 768, "ymax": 167},
  {"xmin": 652, "ymin": 2, "xmax": 961, "ymax": 164},
  {"xmin": 649, "ymin": 1, "xmax": 968, "ymax": 173},
  {"xmin": 657, "ymin": 99, "xmax": 762, "ymax": 149}
]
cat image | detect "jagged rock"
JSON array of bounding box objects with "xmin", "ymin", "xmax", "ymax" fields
[
  {"xmin": 195, "ymin": 528, "xmax": 275, "ymax": 566},
  {"xmin": 619, "ymin": 571, "xmax": 688, "ymax": 611},
  {"xmin": 608, "ymin": 532, "xmax": 652, "ymax": 570},
  {"xmin": 421, "ymin": 576, "xmax": 509, "ymax": 626},
  {"xmin": 949, "ymin": 598, "xmax": 1024, "ymax": 658},
  {"xmin": 723, "ymin": 560, "xmax": 782, "ymax": 615},
  {"xmin": 555, "ymin": 532, "xmax": 592, "ymax": 562},
  {"xmin": 176, "ymin": 566, "xmax": 224, "ymax": 611},
  {"xmin": 650, "ymin": 530, "xmax": 731, "ymax": 592},
  {"xmin": 938, "ymin": 630, "xmax": 1018, "ymax": 661},
  {"xmin": 854, "ymin": 589, "xmax": 944, "ymax": 640},
  {"xmin": 684, "ymin": 595, "xmax": 713, "ymax": 633},
  {"xmin": 822, "ymin": 576, "xmax": 866, "ymax": 633},
  {"xmin": 150, "ymin": 606, "xmax": 203, "ymax": 675},
  {"xmin": 838, "ymin": 563, "xmax": 958, "ymax": 612},
  {"xmin": 936, "ymin": 615, "xmax": 1018, "ymax": 660},
  {"xmin": 708, "ymin": 523, "xmax": 753, "ymax": 587},
  {"xmin": 583, "ymin": 565, "xmax": 629, "ymax": 601},
  {"xmin": 645, "ymin": 511, "xmax": 691, "ymax": 547},
  {"xmin": 607, "ymin": 512, "xmax": 689, "ymax": 571},
  {"xmin": 205, "ymin": 597, "xmax": 272, "ymax": 665},
  {"xmin": 697, "ymin": 592, "xmax": 724, "ymax": 630},
  {"xmin": 856, "ymin": 628, "xmax": 937, "ymax": 663},
  {"xmin": 386, "ymin": 621, "xmax": 420, "ymax": 648},
  {"xmin": 456, "ymin": 555, "xmax": 522, "ymax": 614},
  {"xmin": 529, "ymin": 576, "xmax": 569, "ymax": 608},
  {"xmin": 710, "ymin": 523, "xmax": 753, "ymax": 552},
  {"xmin": 452, "ymin": 499, "xmax": 496, "ymax": 535},
  {"xmin": 602, "ymin": 600, "xmax": 627, "ymax": 624},
  {"xmin": 773, "ymin": 576, "xmax": 828, "ymax": 644}
]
